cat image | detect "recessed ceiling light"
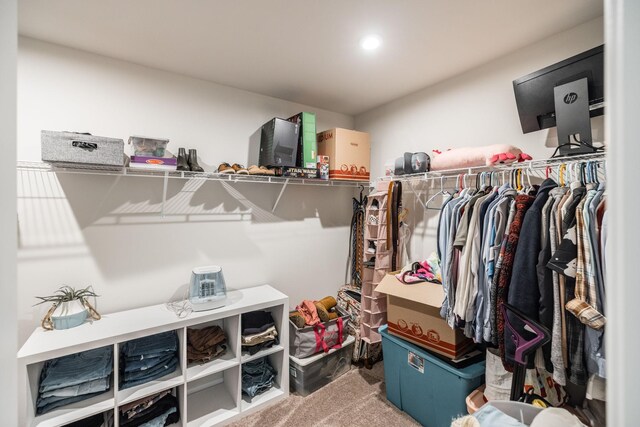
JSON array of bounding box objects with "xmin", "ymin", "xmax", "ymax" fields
[{"xmin": 360, "ymin": 35, "xmax": 382, "ymax": 51}]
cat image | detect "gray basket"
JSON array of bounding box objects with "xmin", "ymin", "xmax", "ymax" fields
[
  {"xmin": 289, "ymin": 314, "xmax": 350, "ymax": 359},
  {"xmin": 41, "ymin": 131, "xmax": 125, "ymax": 167}
]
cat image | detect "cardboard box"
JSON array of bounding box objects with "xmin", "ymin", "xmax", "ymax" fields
[
  {"xmin": 316, "ymin": 128, "xmax": 370, "ymax": 181},
  {"xmin": 375, "ymin": 273, "xmax": 474, "ymax": 359},
  {"xmin": 287, "ymin": 112, "xmax": 318, "ymax": 169}
]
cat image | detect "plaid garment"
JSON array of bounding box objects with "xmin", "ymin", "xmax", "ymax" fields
[
  {"xmin": 549, "ymin": 187, "xmax": 588, "ymax": 386},
  {"xmin": 566, "ymin": 196, "xmax": 606, "ymax": 330},
  {"xmin": 556, "ymin": 192, "xmax": 571, "ymax": 367}
]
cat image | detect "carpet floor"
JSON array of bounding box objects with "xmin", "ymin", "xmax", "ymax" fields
[{"xmin": 228, "ymin": 362, "xmax": 420, "ymax": 427}]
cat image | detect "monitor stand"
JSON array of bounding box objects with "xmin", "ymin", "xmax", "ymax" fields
[{"xmin": 553, "ymin": 77, "xmax": 598, "ymax": 156}]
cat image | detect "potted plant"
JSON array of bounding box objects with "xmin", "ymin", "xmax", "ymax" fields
[{"xmin": 35, "ymin": 285, "xmax": 101, "ymax": 330}]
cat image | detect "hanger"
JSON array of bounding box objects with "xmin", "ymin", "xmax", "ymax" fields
[
  {"xmin": 558, "ymin": 164, "xmax": 566, "ymax": 187},
  {"xmin": 425, "ymin": 176, "xmax": 450, "ymax": 210},
  {"xmin": 525, "ymin": 165, "xmax": 533, "ymax": 191}
]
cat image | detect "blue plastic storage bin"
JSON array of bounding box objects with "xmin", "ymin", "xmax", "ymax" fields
[{"xmin": 380, "ymin": 324, "xmax": 485, "ymax": 427}]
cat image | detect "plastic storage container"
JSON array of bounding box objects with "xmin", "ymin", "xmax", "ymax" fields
[
  {"xmin": 128, "ymin": 135, "xmax": 169, "ymax": 157},
  {"xmin": 289, "ymin": 335, "xmax": 354, "ymax": 396},
  {"xmin": 379, "ymin": 325, "xmax": 485, "ymax": 427},
  {"xmin": 481, "ymin": 401, "xmax": 543, "ymax": 425}
]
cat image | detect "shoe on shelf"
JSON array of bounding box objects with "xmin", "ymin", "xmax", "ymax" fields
[
  {"xmin": 368, "ymin": 214, "xmax": 379, "ymax": 225},
  {"xmin": 177, "ymin": 148, "xmax": 189, "ymax": 171},
  {"xmin": 366, "ymin": 241, "xmax": 377, "ymax": 254},
  {"xmin": 187, "ymin": 149, "xmax": 204, "ymax": 172},
  {"xmin": 217, "ymin": 162, "xmax": 235, "ymax": 174},
  {"xmin": 363, "ymin": 256, "xmax": 376, "ymax": 268},
  {"xmin": 232, "ymin": 163, "xmax": 249, "ymax": 175},
  {"xmin": 370, "ymin": 199, "xmax": 380, "ymax": 210},
  {"xmin": 247, "ymin": 165, "xmax": 262, "ymax": 175},
  {"xmin": 259, "ymin": 166, "xmax": 275, "ymax": 176}
]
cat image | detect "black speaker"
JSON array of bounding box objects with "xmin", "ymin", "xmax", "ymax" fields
[{"xmin": 394, "ymin": 152, "xmax": 430, "ymax": 175}]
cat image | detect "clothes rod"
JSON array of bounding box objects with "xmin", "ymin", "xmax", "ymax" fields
[{"xmin": 380, "ymin": 152, "xmax": 606, "ymax": 182}]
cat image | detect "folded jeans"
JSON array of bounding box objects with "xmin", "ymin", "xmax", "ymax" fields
[
  {"xmin": 121, "ymin": 331, "xmax": 178, "ymax": 359},
  {"xmin": 39, "ymin": 346, "xmax": 113, "ymax": 394},
  {"xmin": 120, "ymin": 356, "xmax": 178, "ymax": 390},
  {"xmin": 39, "ymin": 377, "xmax": 110, "ymax": 399}
]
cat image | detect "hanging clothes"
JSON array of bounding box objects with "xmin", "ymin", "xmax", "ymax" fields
[
  {"xmin": 505, "ymin": 178, "xmax": 557, "ymax": 371},
  {"xmin": 432, "ymin": 159, "xmax": 606, "ymax": 394}
]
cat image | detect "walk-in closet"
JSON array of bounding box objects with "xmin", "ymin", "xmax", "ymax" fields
[{"xmin": 2, "ymin": 1, "xmax": 639, "ymax": 426}]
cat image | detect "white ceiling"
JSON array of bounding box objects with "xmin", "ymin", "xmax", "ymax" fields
[{"xmin": 19, "ymin": 0, "xmax": 603, "ymax": 116}]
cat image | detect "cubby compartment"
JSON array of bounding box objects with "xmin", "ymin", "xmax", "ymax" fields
[
  {"xmin": 367, "ymin": 196, "xmax": 386, "ymax": 211},
  {"xmin": 62, "ymin": 410, "xmax": 114, "ymax": 427},
  {"xmin": 241, "ymin": 350, "xmax": 285, "ymax": 412},
  {"xmin": 187, "ymin": 367, "xmax": 240, "ymax": 427},
  {"xmin": 365, "ymin": 224, "xmax": 378, "ymax": 240},
  {"xmin": 241, "ymin": 305, "xmax": 285, "ymax": 363},
  {"xmin": 373, "ymin": 267, "xmax": 387, "ymax": 284},
  {"xmin": 362, "ymin": 295, "xmax": 387, "ymax": 314},
  {"xmin": 360, "ymin": 323, "xmax": 382, "ymax": 344},
  {"xmin": 361, "ymin": 266, "xmax": 374, "ymax": 284},
  {"xmin": 362, "ymin": 281, "xmax": 386, "ymax": 298},
  {"xmin": 26, "ymin": 346, "xmax": 115, "ymax": 427},
  {"xmin": 362, "ymin": 310, "xmax": 386, "ymax": 329},
  {"xmin": 364, "ymin": 239, "xmax": 378, "ymax": 257},
  {"xmin": 117, "ymin": 329, "xmax": 183, "ymax": 405},
  {"xmin": 118, "ymin": 386, "xmax": 182, "ymax": 427},
  {"xmin": 186, "ymin": 315, "xmax": 240, "ymax": 382}
]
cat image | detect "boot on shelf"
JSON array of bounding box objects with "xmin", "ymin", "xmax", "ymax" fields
[
  {"xmin": 176, "ymin": 148, "xmax": 189, "ymax": 172},
  {"xmin": 188, "ymin": 149, "xmax": 204, "ymax": 172}
]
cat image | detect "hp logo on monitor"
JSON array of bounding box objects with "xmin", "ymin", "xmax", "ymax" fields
[{"xmin": 564, "ymin": 92, "xmax": 578, "ymax": 104}]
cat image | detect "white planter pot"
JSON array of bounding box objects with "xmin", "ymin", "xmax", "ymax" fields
[{"xmin": 51, "ymin": 299, "xmax": 88, "ymax": 330}]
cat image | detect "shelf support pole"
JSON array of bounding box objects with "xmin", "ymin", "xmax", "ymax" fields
[
  {"xmin": 160, "ymin": 172, "xmax": 169, "ymax": 217},
  {"xmin": 272, "ymin": 179, "xmax": 290, "ymax": 212}
]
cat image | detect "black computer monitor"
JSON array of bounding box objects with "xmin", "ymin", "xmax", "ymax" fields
[{"xmin": 513, "ymin": 45, "xmax": 604, "ymax": 156}]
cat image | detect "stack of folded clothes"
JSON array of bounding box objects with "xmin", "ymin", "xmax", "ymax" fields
[
  {"xmin": 119, "ymin": 390, "xmax": 180, "ymax": 427},
  {"xmin": 36, "ymin": 346, "xmax": 113, "ymax": 415},
  {"xmin": 241, "ymin": 311, "xmax": 278, "ymax": 356},
  {"xmin": 64, "ymin": 411, "xmax": 114, "ymax": 427},
  {"xmin": 241, "ymin": 357, "xmax": 276, "ymax": 398},
  {"xmin": 187, "ymin": 325, "xmax": 227, "ymax": 364},
  {"xmin": 120, "ymin": 331, "xmax": 179, "ymax": 390}
]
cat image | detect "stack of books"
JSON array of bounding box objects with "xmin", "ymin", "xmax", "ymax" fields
[{"xmin": 129, "ymin": 152, "xmax": 178, "ymax": 171}]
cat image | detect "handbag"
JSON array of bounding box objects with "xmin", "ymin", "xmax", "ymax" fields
[{"xmin": 290, "ymin": 315, "xmax": 347, "ymax": 358}]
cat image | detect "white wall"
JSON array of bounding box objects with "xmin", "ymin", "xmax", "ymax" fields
[
  {"xmin": 355, "ymin": 17, "xmax": 603, "ymax": 261},
  {"xmin": 1, "ymin": 1, "xmax": 18, "ymax": 425},
  {"xmin": 17, "ymin": 37, "xmax": 356, "ymax": 345},
  {"xmin": 356, "ymin": 17, "xmax": 604, "ymax": 179}
]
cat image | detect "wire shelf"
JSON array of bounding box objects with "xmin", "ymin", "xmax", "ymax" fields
[{"xmin": 16, "ymin": 161, "xmax": 368, "ymax": 188}]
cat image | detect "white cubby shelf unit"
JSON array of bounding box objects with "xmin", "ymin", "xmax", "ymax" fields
[{"xmin": 18, "ymin": 285, "xmax": 289, "ymax": 427}]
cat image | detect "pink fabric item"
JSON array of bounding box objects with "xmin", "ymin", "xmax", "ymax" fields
[
  {"xmin": 296, "ymin": 300, "xmax": 320, "ymax": 326},
  {"xmin": 430, "ymin": 144, "xmax": 532, "ymax": 171}
]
